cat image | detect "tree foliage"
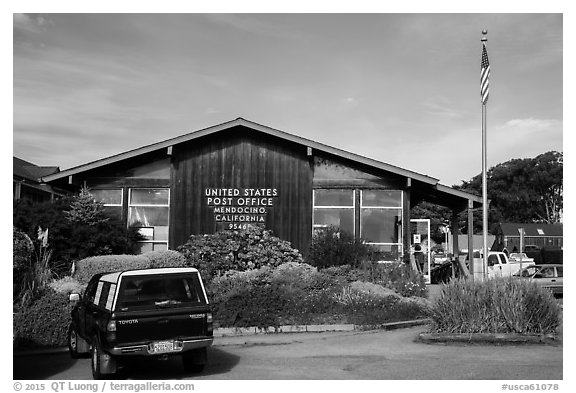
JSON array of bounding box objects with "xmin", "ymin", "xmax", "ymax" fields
[
  {"xmin": 65, "ymin": 186, "xmax": 110, "ymax": 225},
  {"xmin": 13, "ymin": 192, "xmax": 143, "ymax": 278},
  {"xmin": 411, "ymin": 151, "xmax": 563, "ymax": 235},
  {"xmin": 457, "ymin": 151, "xmax": 563, "ymax": 226}
]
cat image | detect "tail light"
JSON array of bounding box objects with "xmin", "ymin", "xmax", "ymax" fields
[
  {"xmin": 106, "ymin": 320, "xmax": 117, "ymax": 342},
  {"xmin": 206, "ymin": 313, "xmax": 213, "ymax": 335}
]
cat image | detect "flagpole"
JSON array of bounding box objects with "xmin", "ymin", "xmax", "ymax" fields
[{"xmin": 481, "ymin": 30, "xmax": 489, "ymax": 279}]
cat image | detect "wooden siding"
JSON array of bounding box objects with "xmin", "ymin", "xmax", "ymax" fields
[{"xmin": 170, "ymin": 126, "xmax": 313, "ymax": 253}]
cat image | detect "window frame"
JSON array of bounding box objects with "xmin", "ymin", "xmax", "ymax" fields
[
  {"xmin": 359, "ymin": 189, "xmax": 404, "ymax": 255},
  {"xmin": 312, "ymin": 189, "xmax": 356, "ymax": 236},
  {"xmin": 128, "ymin": 188, "xmax": 170, "ymax": 252}
]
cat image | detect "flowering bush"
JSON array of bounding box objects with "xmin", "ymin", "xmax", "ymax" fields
[
  {"xmin": 49, "ymin": 276, "xmax": 86, "ymax": 296},
  {"xmin": 177, "ymin": 225, "xmax": 303, "ymax": 283}
]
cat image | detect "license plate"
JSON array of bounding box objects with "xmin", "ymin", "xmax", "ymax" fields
[{"xmin": 152, "ymin": 341, "xmax": 175, "ymax": 354}]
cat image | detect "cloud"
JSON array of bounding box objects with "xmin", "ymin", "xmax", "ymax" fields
[
  {"xmin": 13, "ymin": 13, "xmax": 51, "ymax": 33},
  {"xmin": 503, "ymin": 118, "xmax": 560, "ymax": 130},
  {"xmin": 203, "ymin": 14, "xmax": 303, "ymax": 41},
  {"xmin": 422, "ymin": 96, "xmax": 468, "ymax": 119}
]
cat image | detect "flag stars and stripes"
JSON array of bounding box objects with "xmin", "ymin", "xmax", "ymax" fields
[{"xmin": 480, "ymin": 43, "xmax": 490, "ymax": 105}]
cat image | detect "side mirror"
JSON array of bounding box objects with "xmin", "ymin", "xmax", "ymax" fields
[{"xmin": 69, "ymin": 293, "xmax": 80, "ymax": 306}]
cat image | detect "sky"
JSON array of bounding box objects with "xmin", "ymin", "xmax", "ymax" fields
[{"xmin": 12, "ymin": 12, "xmax": 563, "ymax": 187}]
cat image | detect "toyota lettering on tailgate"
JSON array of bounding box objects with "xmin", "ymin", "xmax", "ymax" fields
[
  {"xmin": 189, "ymin": 314, "xmax": 204, "ymax": 319},
  {"xmin": 118, "ymin": 319, "xmax": 139, "ymax": 325}
]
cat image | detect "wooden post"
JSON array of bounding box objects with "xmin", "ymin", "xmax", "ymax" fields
[
  {"xmin": 451, "ymin": 210, "xmax": 460, "ymax": 278},
  {"xmin": 402, "ymin": 180, "xmax": 412, "ymax": 265}
]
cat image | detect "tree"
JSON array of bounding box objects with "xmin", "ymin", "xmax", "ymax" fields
[
  {"xmin": 13, "ymin": 191, "xmax": 143, "ymax": 277},
  {"xmin": 65, "ymin": 186, "xmax": 110, "ymax": 225},
  {"xmin": 410, "ymin": 202, "xmax": 452, "ymax": 244},
  {"xmin": 457, "ymin": 151, "xmax": 563, "ymax": 227}
]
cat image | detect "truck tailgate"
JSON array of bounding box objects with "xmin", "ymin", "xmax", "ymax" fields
[{"xmin": 115, "ymin": 308, "xmax": 210, "ymax": 344}]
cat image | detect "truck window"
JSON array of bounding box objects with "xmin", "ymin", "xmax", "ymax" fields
[
  {"xmin": 556, "ymin": 267, "xmax": 563, "ymax": 277},
  {"xmin": 84, "ymin": 276, "xmax": 100, "ymax": 304},
  {"xmin": 498, "ymin": 254, "xmax": 507, "ymax": 264},
  {"xmin": 116, "ymin": 274, "xmax": 207, "ymax": 312},
  {"xmin": 488, "ymin": 255, "xmax": 498, "ymax": 267}
]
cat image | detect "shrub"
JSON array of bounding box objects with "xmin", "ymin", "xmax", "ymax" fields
[
  {"xmin": 177, "ymin": 225, "xmax": 303, "ymax": 283},
  {"xmin": 430, "ymin": 277, "xmax": 561, "ymax": 335},
  {"xmin": 144, "ymin": 250, "xmax": 187, "ymax": 268},
  {"xmin": 307, "ymin": 226, "xmax": 378, "ymax": 269},
  {"xmin": 73, "ymin": 254, "xmax": 150, "ymax": 284},
  {"xmin": 208, "ymin": 262, "xmax": 429, "ymax": 328},
  {"xmin": 13, "ymin": 227, "xmax": 33, "ymax": 270},
  {"xmin": 13, "ymin": 227, "xmax": 55, "ymax": 308},
  {"xmin": 208, "ymin": 267, "xmax": 282, "ymax": 328},
  {"xmin": 370, "ymin": 262, "xmax": 428, "ymax": 298},
  {"xmin": 13, "ymin": 288, "xmax": 71, "ymax": 349},
  {"xmin": 13, "ymin": 197, "xmax": 143, "ymax": 277},
  {"xmin": 334, "ymin": 281, "xmax": 429, "ymax": 325},
  {"xmin": 49, "ymin": 276, "xmax": 86, "ymax": 296}
]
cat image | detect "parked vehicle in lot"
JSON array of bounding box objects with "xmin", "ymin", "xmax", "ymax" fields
[
  {"xmin": 466, "ymin": 251, "xmax": 535, "ymax": 279},
  {"xmin": 508, "ymin": 252, "xmax": 534, "ymax": 263},
  {"xmin": 432, "ymin": 252, "xmax": 449, "ymax": 266},
  {"xmin": 67, "ymin": 267, "xmax": 213, "ymax": 379},
  {"xmin": 515, "ymin": 264, "xmax": 563, "ymax": 297}
]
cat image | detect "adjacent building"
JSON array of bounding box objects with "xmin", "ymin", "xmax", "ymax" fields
[
  {"xmin": 13, "ymin": 157, "xmax": 63, "ymax": 203},
  {"xmin": 492, "ymin": 222, "xmax": 563, "ymax": 251}
]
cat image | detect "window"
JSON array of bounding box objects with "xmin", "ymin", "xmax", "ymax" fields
[
  {"xmin": 313, "ymin": 189, "xmax": 355, "ymax": 235},
  {"xmin": 128, "ymin": 188, "xmax": 170, "ymax": 252},
  {"xmin": 360, "ymin": 190, "xmax": 403, "ymax": 258},
  {"xmin": 92, "ymin": 189, "xmax": 123, "ymax": 218},
  {"xmin": 117, "ymin": 274, "xmax": 207, "ymax": 311}
]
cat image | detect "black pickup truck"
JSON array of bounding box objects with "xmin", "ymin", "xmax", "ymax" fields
[{"xmin": 67, "ymin": 267, "xmax": 213, "ymax": 379}]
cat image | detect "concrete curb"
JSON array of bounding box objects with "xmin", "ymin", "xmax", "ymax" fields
[
  {"xmin": 417, "ymin": 332, "xmax": 561, "ymax": 345},
  {"xmin": 13, "ymin": 319, "xmax": 432, "ymax": 357}
]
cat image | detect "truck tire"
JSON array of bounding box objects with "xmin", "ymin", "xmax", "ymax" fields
[
  {"xmin": 182, "ymin": 348, "xmax": 207, "ymax": 373},
  {"xmin": 91, "ymin": 341, "xmax": 118, "ymax": 380},
  {"xmin": 67, "ymin": 324, "xmax": 89, "ymax": 359}
]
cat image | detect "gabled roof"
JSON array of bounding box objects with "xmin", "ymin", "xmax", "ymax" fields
[
  {"xmin": 41, "ymin": 118, "xmax": 439, "ymax": 185},
  {"xmin": 14, "ymin": 156, "xmax": 59, "ymax": 181},
  {"xmin": 39, "ymin": 117, "xmax": 482, "ymax": 208},
  {"xmin": 497, "ymin": 223, "xmax": 563, "ymax": 237}
]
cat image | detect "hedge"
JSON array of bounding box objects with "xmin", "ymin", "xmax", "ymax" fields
[
  {"xmin": 13, "ymin": 288, "xmax": 71, "ymax": 349},
  {"xmin": 72, "ymin": 250, "xmax": 187, "ymax": 283}
]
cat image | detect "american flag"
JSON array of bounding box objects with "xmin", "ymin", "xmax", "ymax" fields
[{"xmin": 480, "ymin": 43, "xmax": 490, "ymax": 104}]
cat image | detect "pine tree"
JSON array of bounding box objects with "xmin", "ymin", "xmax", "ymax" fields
[{"xmin": 65, "ymin": 186, "xmax": 110, "ymax": 226}]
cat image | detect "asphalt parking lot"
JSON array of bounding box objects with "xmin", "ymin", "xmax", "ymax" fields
[{"xmin": 13, "ymin": 324, "xmax": 563, "ymax": 380}]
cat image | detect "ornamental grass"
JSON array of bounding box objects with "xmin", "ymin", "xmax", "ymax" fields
[{"xmin": 430, "ymin": 277, "xmax": 561, "ymax": 335}]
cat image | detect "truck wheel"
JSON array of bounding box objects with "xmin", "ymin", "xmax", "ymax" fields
[
  {"xmin": 67, "ymin": 325, "xmax": 89, "ymax": 359},
  {"xmin": 68, "ymin": 325, "xmax": 80, "ymax": 358},
  {"xmin": 182, "ymin": 348, "xmax": 206, "ymax": 373},
  {"xmin": 91, "ymin": 342, "xmax": 104, "ymax": 380}
]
